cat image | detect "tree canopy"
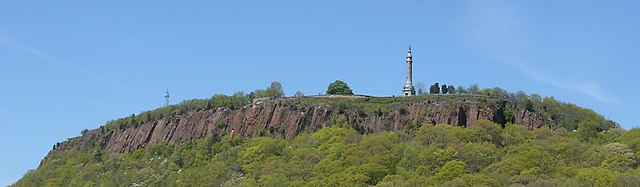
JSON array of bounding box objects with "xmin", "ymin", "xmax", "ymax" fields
[
  {"xmin": 326, "ymin": 80, "xmax": 354, "ymax": 95},
  {"xmin": 16, "ymin": 121, "xmax": 639, "ymax": 187}
]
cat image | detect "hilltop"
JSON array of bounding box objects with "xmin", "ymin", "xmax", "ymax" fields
[
  {"xmin": 14, "ymin": 86, "xmax": 636, "ymax": 186},
  {"xmin": 47, "ymin": 91, "xmax": 612, "ymax": 155}
]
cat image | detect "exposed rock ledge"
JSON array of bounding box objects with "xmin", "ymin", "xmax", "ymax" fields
[{"xmin": 51, "ymin": 97, "xmax": 544, "ymax": 156}]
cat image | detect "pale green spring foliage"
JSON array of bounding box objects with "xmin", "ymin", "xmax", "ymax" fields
[{"xmin": 14, "ymin": 120, "xmax": 640, "ymax": 187}]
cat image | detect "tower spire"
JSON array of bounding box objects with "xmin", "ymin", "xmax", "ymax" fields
[
  {"xmin": 164, "ymin": 88, "xmax": 170, "ymax": 106},
  {"xmin": 402, "ymin": 46, "xmax": 416, "ymax": 96}
]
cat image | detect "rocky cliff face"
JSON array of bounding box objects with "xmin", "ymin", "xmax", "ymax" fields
[{"xmin": 51, "ymin": 97, "xmax": 545, "ymax": 156}]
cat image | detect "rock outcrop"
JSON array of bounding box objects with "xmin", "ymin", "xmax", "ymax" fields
[{"xmin": 51, "ymin": 97, "xmax": 545, "ymax": 156}]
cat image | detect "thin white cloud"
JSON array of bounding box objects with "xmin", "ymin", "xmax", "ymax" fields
[
  {"xmin": 0, "ymin": 32, "xmax": 119, "ymax": 88},
  {"xmin": 575, "ymin": 82, "xmax": 612, "ymax": 103},
  {"xmin": 503, "ymin": 59, "xmax": 615, "ymax": 103},
  {"xmin": 461, "ymin": 1, "xmax": 615, "ymax": 103}
]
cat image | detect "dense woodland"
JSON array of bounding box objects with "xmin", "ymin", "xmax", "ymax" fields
[
  {"xmin": 15, "ymin": 121, "xmax": 640, "ymax": 186},
  {"xmin": 14, "ymin": 82, "xmax": 634, "ymax": 186}
]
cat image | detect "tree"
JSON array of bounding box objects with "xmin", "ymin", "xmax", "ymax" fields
[
  {"xmin": 445, "ymin": 174, "xmax": 499, "ymax": 187},
  {"xmin": 250, "ymin": 89, "xmax": 268, "ymax": 98},
  {"xmin": 574, "ymin": 167, "xmax": 616, "ymax": 187},
  {"xmin": 485, "ymin": 143, "xmax": 556, "ymax": 176},
  {"xmin": 206, "ymin": 101, "xmax": 212, "ymax": 110},
  {"xmin": 294, "ymin": 91, "xmax": 304, "ymax": 98},
  {"xmin": 433, "ymin": 161, "xmax": 467, "ymax": 183},
  {"xmin": 601, "ymin": 142, "xmax": 635, "ymax": 172},
  {"xmin": 81, "ymin": 129, "xmax": 88, "ymax": 136},
  {"xmin": 457, "ymin": 86, "xmax": 467, "ymax": 94},
  {"xmin": 617, "ymin": 128, "xmax": 640, "ymax": 154},
  {"xmin": 416, "ymin": 82, "xmax": 426, "ymax": 95},
  {"xmin": 470, "ymin": 120, "xmax": 503, "ymax": 145},
  {"xmin": 458, "ymin": 143, "xmax": 501, "ymax": 173},
  {"xmin": 430, "ymin": 83, "xmax": 440, "ymax": 94},
  {"xmin": 576, "ymin": 120, "xmax": 598, "ymax": 143},
  {"xmin": 441, "ymin": 84, "xmax": 448, "ymax": 94},
  {"xmin": 232, "ymin": 91, "xmax": 246, "ymax": 109},
  {"xmin": 266, "ymin": 81, "xmax": 284, "ymax": 98},
  {"xmin": 500, "ymin": 124, "xmax": 530, "ymax": 147},
  {"xmin": 468, "ymin": 84, "xmax": 479, "ymax": 94},
  {"xmin": 326, "ymin": 80, "xmax": 353, "ymax": 95},
  {"xmin": 448, "ymin": 85, "xmax": 456, "ymax": 94}
]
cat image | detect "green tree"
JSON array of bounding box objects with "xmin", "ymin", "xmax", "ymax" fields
[
  {"xmin": 433, "ymin": 160, "xmax": 467, "ymax": 183},
  {"xmin": 326, "ymin": 80, "xmax": 354, "ymax": 95},
  {"xmin": 458, "ymin": 143, "xmax": 501, "ymax": 173},
  {"xmin": 485, "ymin": 143, "xmax": 556, "ymax": 176},
  {"xmin": 457, "ymin": 86, "xmax": 467, "ymax": 94},
  {"xmin": 417, "ymin": 146, "xmax": 458, "ymax": 176},
  {"xmin": 321, "ymin": 167, "xmax": 368, "ymax": 187},
  {"xmin": 397, "ymin": 145, "xmax": 421, "ymax": 173},
  {"xmin": 617, "ymin": 128, "xmax": 640, "ymax": 153},
  {"xmin": 430, "ymin": 83, "xmax": 440, "ymax": 94},
  {"xmin": 445, "ymin": 174, "xmax": 500, "ymax": 187},
  {"xmin": 360, "ymin": 163, "xmax": 389, "ymax": 185},
  {"xmin": 468, "ymin": 84, "xmax": 479, "ymax": 94},
  {"xmin": 416, "ymin": 82, "xmax": 426, "ymax": 95},
  {"xmin": 448, "ymin": 85, "xmax": 456, "ymax": 94},
  {"xmin": 503, "ymin": 109, "xmax": 515, "ymax": 124},
  {"xmin": 470, "ymin": 120, "xmax": 503, "ymax": 145},
  {"xmin": 601, "ymin": 142, "xmax": 635, "ymax": 172},
  {"xmin": 80, "ymin": 129, "xmax": 88, "ymax": 136},
  {"xmin": 617, "ymin": 174, "xmax": 640, "ymax": 187},
  {"xmin": 500, "ymin": 124, "xmax": 531, "ymax": 147},
  {"xmin": 377, "ymin": 175, "xmax": 406, "ymax": 187},
  {"xmin": 576, "ymin": 120, "xmax": 598, "ymax": 142},
  {"xmin": 257, "ymin": 157, "xmax": 289, "ymax": 186},
  {"xmin": 415, "ymin": 124, "xmax": 468, "ymax": 147},
  {"xmin": 574, "ymin": 167, "xmax": 616, "ymax": 187},
  {"xmin": 441, "ymin": 84, "xmax": 448, "ymax": 94},
  {"xmin": 232, "ymin": 91, "xmax": 246, "ymax": 108},
  {"xmin": 266, "ymin": 81, "xmax": 284, "ymax": 98},
  {"xmin": 237, "ymin": 137, "xmax": 286, "ymax": 175}
]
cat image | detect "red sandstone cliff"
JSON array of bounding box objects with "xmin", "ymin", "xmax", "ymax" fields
[{"xmin": 51, "ymin": 97, "xmax": 544, "ymax": 157}]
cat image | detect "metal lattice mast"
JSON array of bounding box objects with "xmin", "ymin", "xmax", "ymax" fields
[{"xmin": 164, "ymin": 88, "xmax": 170, "ymax": 106}]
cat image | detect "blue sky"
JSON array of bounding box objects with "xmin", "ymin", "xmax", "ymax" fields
[{"xmin": 1, "ymin": 1, "xmax": 639, "ymax": 185}]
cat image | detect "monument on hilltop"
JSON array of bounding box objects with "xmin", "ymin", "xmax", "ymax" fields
[{"xmin": 402, "ymin": 46, "xmax": 416, "ymax": 96}]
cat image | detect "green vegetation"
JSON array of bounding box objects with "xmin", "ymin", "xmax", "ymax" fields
[
  {"xmin": 427, "ymin": 83, "xmax": 456, "ymax": 94},
  {"xmin": 248, "ymin": 81, "xmax": 285, "ymax": 99},
  {"xmin": 430, "ymin": 83, "xmax": 440, "ymax": 94},
  {"xmin": 473, "ymin": 87, "xmax": 618, "ymax": 131},
  {"xmin": 326, "ymin": 80, "xmax": 353, "ymax": 95},
  {"xmin": 97, "ymin": 82, "xmax": 615, "ymax": 136},
  {"xmin": 286, "ymin": 94, "xmax": 491, "ymax": 115},
  {"xmin": 14, "ymin": 82, "xmax": 624, "ymax": 186},
  {"xmin": 15, "ymin": 121, "xmax": 639, "ymax": 186},
  {"xmin": 99, "ymin": 93, "xmax": 250, "ymax": 133},
  {"xmin": 99, "ymin": 82, "xmax": 286, "ymax": 132}
]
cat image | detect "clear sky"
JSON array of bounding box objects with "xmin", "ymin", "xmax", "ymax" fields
[{"xmin": 1, "ymin": 1, "xmax": 639, "ymax": 185}]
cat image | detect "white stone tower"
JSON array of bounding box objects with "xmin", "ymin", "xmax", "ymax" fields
[{"xmin": 402, "ymin": 46, "xmax": 416, "ymax": 96}]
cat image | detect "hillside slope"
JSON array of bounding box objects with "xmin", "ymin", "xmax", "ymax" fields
[
  {"xmin": 51, "ymin": 95, "xmax": 544, "ymax": 155},
  {"xmin": 15, "ymin": 92, "xmax": 626, "ymax": 186}
]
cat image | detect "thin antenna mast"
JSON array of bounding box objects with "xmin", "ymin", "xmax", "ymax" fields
[{"xmin": 164, "ymin": 88, "xmax": 170, "ymax": 106}]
